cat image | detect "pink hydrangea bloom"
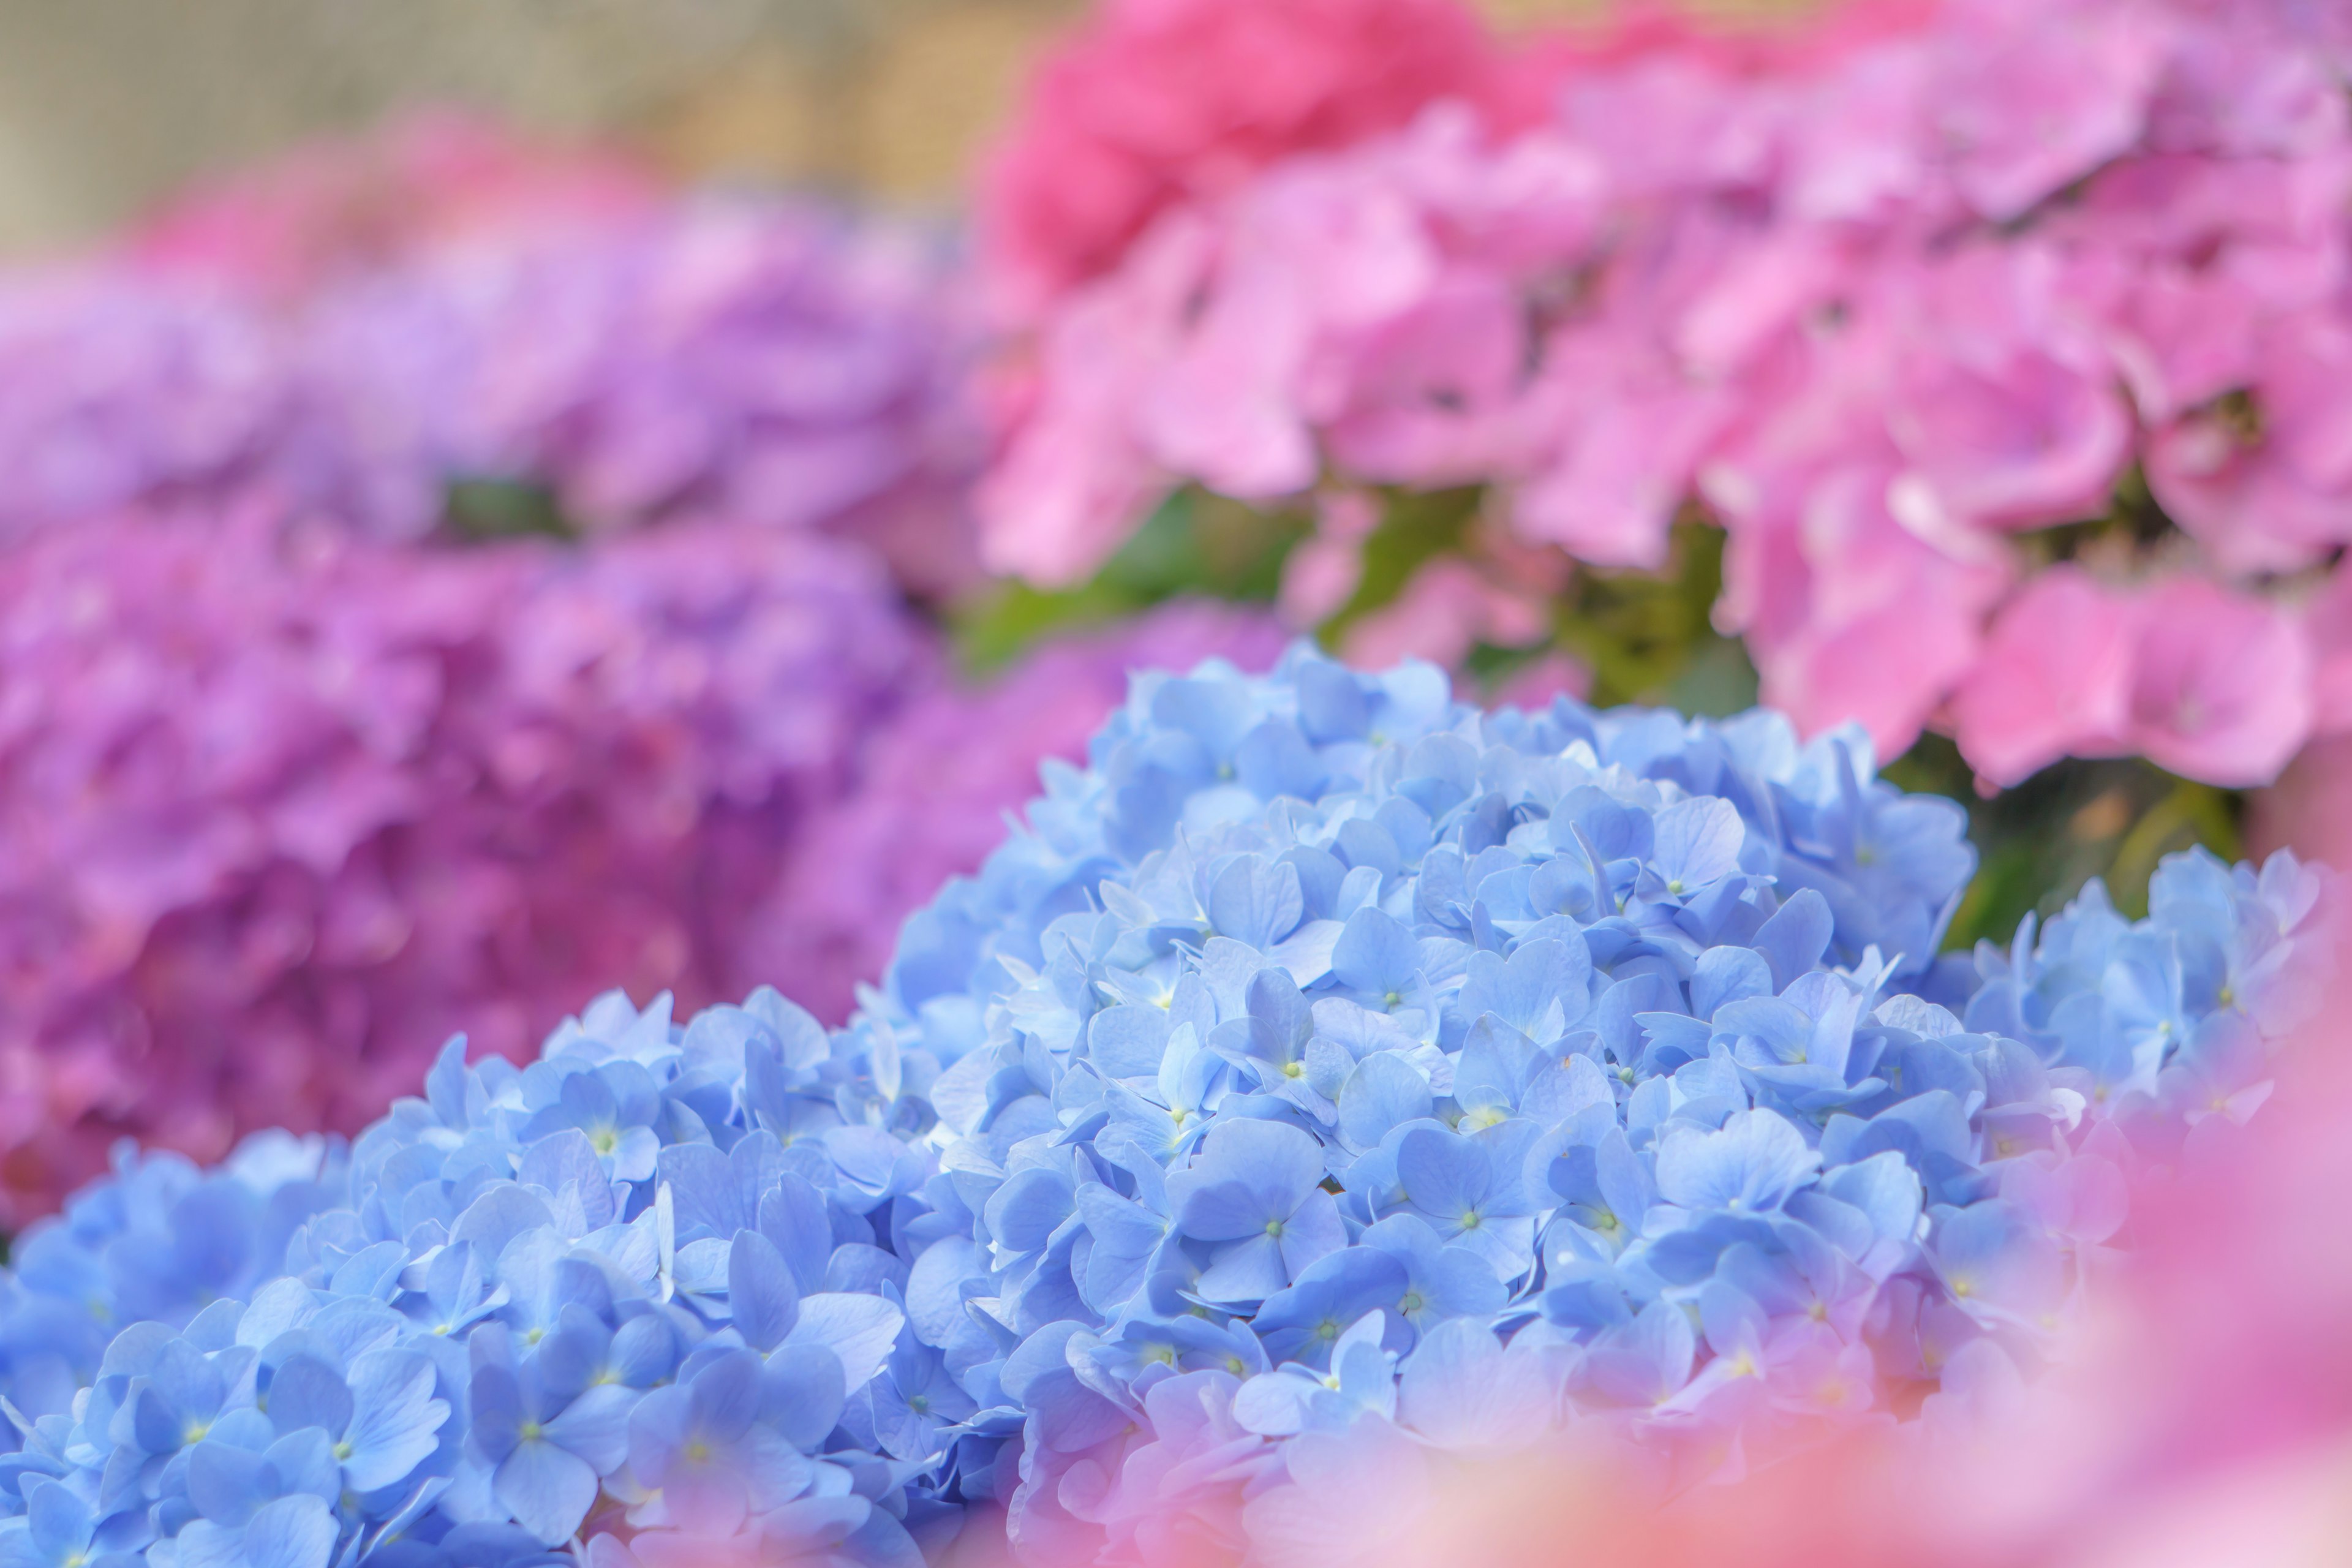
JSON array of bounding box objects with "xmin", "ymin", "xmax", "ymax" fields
[
  {"xmin": 985, "ymin": 107, "xmax": 1602, "ymax": 585},
  {"xmin": 1728, "ymin": 462, "xmax": 2013, "ymax": 753},
  {"xmin": 0, "ymin": 505, "xmax": 929, "ymax": 1224},
  {"xmin": 1341, "ymin": 555, "xmax": 1550, "ymax": 671},
  {"xmin": 982, "ymin": 0, "xmax": 2352, "ymax": 790},
  {"xmin": 2143, "ymin": 307, "xmax": 2352, "ymax": 575},
  {"xmin": 746, "ymin": 602, "xmax": 1289, "ymax": 1022},
  {"xmin": 979, "ymin": 0, "xmax": 1515, "ymax": 319}
]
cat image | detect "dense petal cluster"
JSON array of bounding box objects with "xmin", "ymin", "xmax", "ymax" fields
[
  {"xmin": 0, "ymin": 989, "xmax": 941, "ymax": 1567},
  {"xmin": 5, "ymin": 655, "xmax": 2309, "ymax": 1565},
  {"xmin": 0, "ymin": 120, "xmax": 978, "ymax": 597},
  {"xmin": 981, "ymin": 0, "xmax": 2352, "ymax": 787},
  {"xmin": 0, "ymin": 506, "xmax": 925, "ymax": 1223},
  {"xmin": 856, "ymin": 649, "xmax": 2332, "ymax": 1558}
]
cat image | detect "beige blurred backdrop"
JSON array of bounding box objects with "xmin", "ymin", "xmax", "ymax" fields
[{"xmin": 0, "ymin": 0, "xmax": 1791, "ymax": 255}]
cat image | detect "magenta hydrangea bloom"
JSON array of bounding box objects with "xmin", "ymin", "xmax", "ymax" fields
[
  {"xmin": 0, "ymin": 505, "xmax": 926, "ymax": 1224},
  {"xmin": 981, "ymin": 0, "xmax": 2352, "ymax": 789},
  {"xmin": 748, "ymin": 600, "xmax": 1289, "ymax": 1022}
]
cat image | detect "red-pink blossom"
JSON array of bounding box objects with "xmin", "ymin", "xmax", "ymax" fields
[{"xmin": 979, "ymin": 0, "xmax": 1513, "ymax": 319}]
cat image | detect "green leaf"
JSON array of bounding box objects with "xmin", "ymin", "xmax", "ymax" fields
[{"xmin": 951, "ymin": 488, "xmax": 1308, "ymax": 673}]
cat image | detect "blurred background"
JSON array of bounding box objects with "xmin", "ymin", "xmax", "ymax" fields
[{"xmin": 0, "ymin": 0, "xmax": 1780, "ymax": 252}]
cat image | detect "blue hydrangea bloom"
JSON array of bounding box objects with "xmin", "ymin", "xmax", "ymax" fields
[{"xmin": 0, "ymin": 647, "xmax": 2329, "ymax": 1567}]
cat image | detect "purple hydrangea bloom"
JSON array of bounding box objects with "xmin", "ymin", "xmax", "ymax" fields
[
  {"xmin": 0, "ymin": 180, "xmax": 978, "ymax": 600},
  {"xmin": 293, "ymin": 197, "xmax": 984, "ymax": 597},
  {"xmin": 0, "ymin": 267, "xmax": 290, "ymax": 537}
]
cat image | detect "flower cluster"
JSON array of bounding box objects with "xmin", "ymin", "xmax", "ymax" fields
[
  {"xmin": 0, "ymin": 116, "xmax": 1031, "ymax": 1221},
  {"xmin": 0, "ymin": 990, "xmax": 938, "ymax": 1568},
  {"xmin": 851, "ymin": 647, "xmax": 2326, "ymax": 1556},
  {"xmin": 7, "ymin": 654, "xmax": 2320, "ymax": 1565},
  {"xmin": 981, "ymin": 0, "xmax": 2352, "ymax": 788},
  {"xmin": 0, "ymin": 118, "xmax": 979, "ymax": 596},
  {"xmin": 0, "ymin": 506, "xmax": 925, "ymax": 1225}
]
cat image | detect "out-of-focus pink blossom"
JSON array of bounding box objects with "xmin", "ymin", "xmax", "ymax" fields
[
  {"xmin": 979, "ymin": 0, "xmax": 1515, "ymax": 320},
  {"xmin": 2250, "ymin": 734, "xmax": 2352, "ymax": 873},
  {"xmin": 984, "ymin": 107, "xmax": 1600, "ymax": 586},
  {"xmin": 1880, "ymin": 246, "xmax": 2135, "ymax": 535},
  {"xmin": 1929, "ymin": 0, "xmax": 2168, "ymax": 223},
  {"xmin": 974, "ymin": 215, "xmax": 1208, "ymax": 584},
  {"xmin": 1340, "ymin": 555, "xmax": 1548, "ymax": 671},
  {"xmin": 1733, "ymin": 462, "xmax": 2012, "ymax": 754},
  {"xmin": 747, "ymin": 603, "xmax": 1289, "ymax": 1022},
  {"xmin": 1490, "ymin": 650, "xmax": 1592, "ymax": 709},
  {"xmin": 127, "ymin": 111, "xmax": 661, "ymax": 303},
  {"xmin": 1277, "ymin": 490, "xmax": 1380, "ymax": 626},
  {"xmin": 0, "ymin": 505, "xmax": 927, "ymax": 1225},
  {"xmin": 1955, "ymin": 570, "xmax": 2314, "ymax": 788}
]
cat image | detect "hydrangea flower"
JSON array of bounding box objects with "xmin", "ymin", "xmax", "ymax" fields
[
  {"xmin": 0, "ymin": 120, "xmax": 999, "ymax": 1222},
  {"xmin": 843, "ymin": 649, "xmax": 2329, "ymax": 1556},
  {"xmin": 0, "ymin": 118, "xmax": 979, "ymax": 600},
  {"xmin": 979, "ymin": 0, "xmax": 2352, "ymax": 792},
  {"xmin": 0, "ymin": 652, "xmax": 2327, "ymax": 1566},
  {"xmin": 293, "ymin": 193, "xmax": 983, "ymax": 598},
  {"xmin": 0, "ymin": 990, "xmax": 940, "ymax": 1567},
  {"xmin": 0, "ymin": 505, "xmax": 925, "ymax": 1224}
]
